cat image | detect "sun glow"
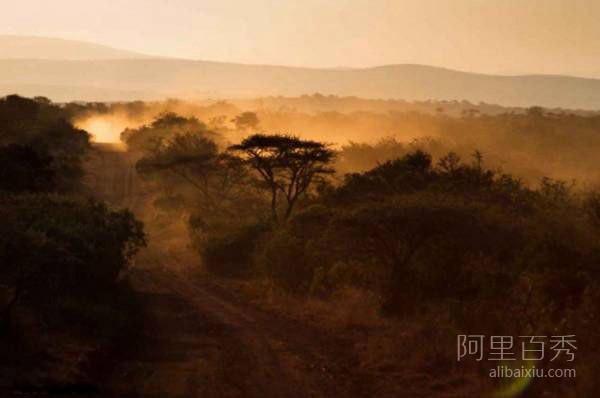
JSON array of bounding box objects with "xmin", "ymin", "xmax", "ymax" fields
[{"xmin": 76, "ymin": 116, "xmax": 131, "ymax": 144}]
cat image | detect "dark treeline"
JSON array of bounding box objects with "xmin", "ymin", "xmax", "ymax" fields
[
  {"xmin": 0, "ymin": 95, "xmax": 145, "ymax": 392},
  {"xmin": 65, "ymin": 93, "xmax": 600, "ymax": 120},
  {"xmin": 70, "ymin": 97, "xmax": 600, "ymax": 184},
  {"xmin": 124, "ymin": 110, "xmax": 598, "ymax": 396}
]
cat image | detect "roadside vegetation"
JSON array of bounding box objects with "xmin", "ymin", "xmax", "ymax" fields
[
  {"xmin": 124, "ymin": 109, "xmax": 599, "ymax": 397},
  {"xmin": 2, "ymin": 95, "xmax": 598, "ymax": 396},
  {"xmin": 0, "ymin": 96, "xmax": 145, "ymax": 392}
]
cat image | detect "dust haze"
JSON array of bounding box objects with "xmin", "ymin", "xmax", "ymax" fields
[
  {"xmin": 1, "ymin": 3, "xmax": 599, "ymax": 397},
  {"xmin": 74, "ymin": 96, "xmax": 600, "ymax": 184}
]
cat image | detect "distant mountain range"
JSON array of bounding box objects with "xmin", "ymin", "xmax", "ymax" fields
[
  {"xmin": 1, "ymin": 35, "xmax": 600, "ymax": 110},
  {"xmin": 0, "ymin": 35, "xmax": 150, "ymax": 60}
]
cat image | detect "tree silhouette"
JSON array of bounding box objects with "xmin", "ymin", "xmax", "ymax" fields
[
  {"xmin": 232, "ymin": 112, "xmax": 259, "ymax": 132},
  {"xmin": 229, "ymin": 134, "xmax": 335, "ymax": 222},
  {"xmin": 136, "ymin": 132, "xmax": 255, "ymax": 217}
]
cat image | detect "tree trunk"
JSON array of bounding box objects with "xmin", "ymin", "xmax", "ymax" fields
[
  {"xmin": 283, "ymin": 195, "xmax": 297, "ymax": 221},
  {"xmin": 270, "ymin": 186, "xmax": 278, "ymax": 222}
]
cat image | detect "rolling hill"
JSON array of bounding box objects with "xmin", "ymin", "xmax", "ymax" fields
[
  {"xmin": 1, "ymin": 36, "xmax": 600, "ymax": 109},
  {"xmin": 0, "ymin": 35, "xmax": 151, "ymax": 60}
]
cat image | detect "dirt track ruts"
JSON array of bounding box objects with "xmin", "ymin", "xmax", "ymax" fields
[{"xmin": 102, "ymin": 266, "xmax": 373, "ymax": 398}]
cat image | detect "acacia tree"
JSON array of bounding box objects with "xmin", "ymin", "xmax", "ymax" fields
[
  {"xmin": 231, "ymin": 112, "xmax": 259, "ymax": 132},
  {"xmin": 229, "ymin": 134, "xmax": 335, "ymax": 222},
  {"xmin": 136, "ymin": 131, "xmax": 260, "ymax": 219},
  {"xmin": 122, "ymin": 113, "xmax": 216, "ymax": 154},
  {"xmin": 331, "ymin": 194, "xmax": 517, "ymax": 315}
]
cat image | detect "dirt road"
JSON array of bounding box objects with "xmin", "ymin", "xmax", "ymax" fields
[{"xmin": 102, "ymin": 266, "xmax": 373, "ymax": 398}]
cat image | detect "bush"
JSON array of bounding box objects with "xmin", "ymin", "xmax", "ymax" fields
[
  {"xmin": 258, "ymin": 229, "xmax": 314, "ymax": 294},
  {"xmin": 0, "ymin": 95, "xmax": 91, "ymax": 193},
  {"xmin": 0, "ymin": 193, "xmax": 146, "ymax": 390},
  {"xmin": 0, "ymin": 144, "xmax": 55, "ymax": 193},
  {"xmin": 200, "ymin": 222, "xmax": 269, "ymax": 278},
  {"xmin": 0, "ymin": 193, "xmax": 145, "ymax": 330}
]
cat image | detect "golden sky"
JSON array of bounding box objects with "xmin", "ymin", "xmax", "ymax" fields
[{"xmin": 1, "ymin": 0, "xmax": 599, "ymax": 77}]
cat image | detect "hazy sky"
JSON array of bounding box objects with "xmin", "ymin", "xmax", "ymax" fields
[{"xmin": 2, "ymin": 0, "xmax": 599, "ymax": 77}]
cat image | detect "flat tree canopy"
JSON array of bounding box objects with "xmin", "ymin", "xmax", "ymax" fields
[{"xmin": 229, "ymin": 134, "xmax": 335, "ymax": 221}]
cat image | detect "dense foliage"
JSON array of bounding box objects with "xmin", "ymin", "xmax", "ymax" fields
[
  {"xmin": 0, "ymin": 96, "xmax": 146, "ymax": 391},
  {"xmin": 0, "ymin": 95, "xmax": 91, "ymax": 192},
  {"xmin": 113, "ymin": 104, "xmax": 600, "ymax": 396},
  {"xmin": 264, "ymin": 151, "xmax": 599, "ymax": 396},
  {"xmin": 0, "ymin": 194, "xmax": 145, "ymax": 325}
]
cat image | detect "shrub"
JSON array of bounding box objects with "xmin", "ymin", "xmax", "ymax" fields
[
  {"xmin": 0, "ymin": 193, "xmax": 145, "ymax": 330},
  {"xmin": 258, "ymin": 229, "xmax": 314, "ymax": 294},
  {"xmin": 0, "ymin": 95, "xmax": 91, "ymax": 193},
  {"xmin": 200, "ymin": 222, "xmax": 269, "ymax": 278}
]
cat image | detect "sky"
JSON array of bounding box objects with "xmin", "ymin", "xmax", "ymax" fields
[{"xmin": 1, "ymin": 0, "xmax": 599, "ymax": 77}]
